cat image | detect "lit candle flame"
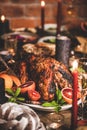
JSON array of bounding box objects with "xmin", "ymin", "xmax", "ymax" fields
[
  {"xmin": 1, "ymin": 15, "xmax": 5, "ymax": 22},
  {"xmin": 72, "ymin": 60, "xmax": 78, "ymax": 71},
  {"xmin": 41, "ymin": 1, "xmax": 45, "ymax": 7}
]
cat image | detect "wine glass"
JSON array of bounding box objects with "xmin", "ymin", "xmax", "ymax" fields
[{"xmin": 78, "ymin": 58, "xmax": 87, "ymax": 120}]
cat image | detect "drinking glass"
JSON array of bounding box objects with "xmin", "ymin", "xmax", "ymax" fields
[
  {"xmin": 78, "ymin": 58, "xmax": 87, "ymax": 120},
  {"xmin": 46, "ymin": 112, "xmax": 64, "ymax": 130},
  {"xmin": 4, "ymin": 37, "xmax": 17, "ymax": 56}
]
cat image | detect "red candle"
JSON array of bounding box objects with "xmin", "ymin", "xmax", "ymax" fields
[
  {"xmin": 41, "ymin": 1, "xmax": 45, "ymax": 31},
  {"xmin": 71, "ymin": 60, "xmax": 78, "ymax": 130},
  {"xmin": 56, "ymin": 0, "xmax": 62, "ymax": 35}
]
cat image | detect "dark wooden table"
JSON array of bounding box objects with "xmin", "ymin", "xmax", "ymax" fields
[
  {"xmin": 35, "ymin": 109, "xmax": 71, "ymax": 130},
  {"xmin": 35, "ymin": 109, "xmax": 87, "ymax": 130}
]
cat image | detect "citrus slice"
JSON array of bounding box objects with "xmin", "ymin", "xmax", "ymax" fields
[
  {"xmin": 28, "ymin": 90, "xmax": 41, "ymax": 101},
  {"xmin": 61, "ymin": 87, "xmax": 81, "ymax": 104},
  {"xmin": 10, "ymin": 75, "xmax": 21, "ymax": 87},
  {"xmin": 0, "ymin": 74, "xmax": 13, "ymax": 89},
  {"xmin": 20, "ymin": 81, "xmax": 36, "ymax": 94}
]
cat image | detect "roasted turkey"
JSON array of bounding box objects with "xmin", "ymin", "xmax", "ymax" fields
[{"xmin": 27, "ymin": 54, "xmax": 73, "ymax": 101}]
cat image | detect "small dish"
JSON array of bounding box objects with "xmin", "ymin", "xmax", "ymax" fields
[
  {"xmin": 1, "ymin": 32, "xmax": 38, "ymax": 43},
  {"xmin": 38, "ymin": 36, "xmax": 56, "ymax": 44},
  {"xmin": 44, "ymin": 23, "xmax": 57, "ymax": 34},
  {"xmin": 12, "ymin": 27, "xmax": 25, "ymax": 32},
  {"xmin": 44, "ymin": 23, "xmax": 67, "ymax": 35},
  {"xmin": 37, "ymin": 36, "xmax": 56, "ymax": 52}
]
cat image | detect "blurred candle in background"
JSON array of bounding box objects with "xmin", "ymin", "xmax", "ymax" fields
[
  {"xmin": 1, "ymin": 15, "xmax": 5, "ymax": 22},
  {"xmin": 71, "ymin": 60, "xmax": 78, "ymax": 130},
  {"xmin": 41, "ymin": 0, "xmax": 45, "ymax": 32},
  {"xmin": 0, "ymin": 15, "xmax": 10, "ymax": 35},
  {"xmin": 56, "ymin": 0, "xmax": 62, "ymax": 35}
]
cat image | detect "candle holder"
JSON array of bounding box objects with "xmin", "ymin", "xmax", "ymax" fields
[{"xmin": 55, "ymin": 35, "xmax": 71, "ymax": 68}]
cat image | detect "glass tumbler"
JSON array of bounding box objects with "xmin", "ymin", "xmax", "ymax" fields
[
  {"xmin": 4, "ymin": 37, "xmax": 17, "ymax": 56},
  {"xmin": 46, "ymin": 112, "xmax": 64, "ymax": 130}
]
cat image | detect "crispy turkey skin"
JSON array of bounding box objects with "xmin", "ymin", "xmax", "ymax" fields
[{"xmin": 27, "ymin": 55, "xmax": 73, "ymax": 101}]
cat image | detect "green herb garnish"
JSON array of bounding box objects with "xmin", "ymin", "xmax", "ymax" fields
[
  {"xmin": 6, "ymin": 88, "xmax": 25, "ymax": 103},
  {"xmin": 42, "ymin": 89, "xmax": 66, "ymax": 112},
  {"xmin": 70, "ymin": 66, "xmax": 85, "ymax": 73},
  {"xmin": 44, "ymin": 39, "xmax": 56, "ymax": 44}
]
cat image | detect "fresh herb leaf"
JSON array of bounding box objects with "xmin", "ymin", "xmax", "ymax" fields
[
  {"xmin": 6, "ymin": 88, "xmax": 15, "ymax": 96},
  {"xmin": 77, "ymin": 67, "xmax": 85, "ymax": 73},
  {"xmin": 42, "ymin": 100, "xmax": 61, "ymax": 112},
  {"xmin": 17, "ymin": 97, "xmax": 25, "ymax": 101},
  {"xmin": 42, "ymin": 88, "xmax": 65, "ymax": 112},
  {"xmin": 14, "ymin": 88, "xmax": 21, "ymax": 97},
  {"xmin": 70, "ymin": 66, "xmax": 85, "ymax": 73},
  {"xmin": 56, "ymin": 89, "xmax": 62, "ymax": 102},
  {"xmin": 8, "ymin": 97, "xmax": 16, "ymax": 102},
  {"xmin": 42, "ymin": 102, "xmax": 55, "ymax": 107},
  {"xmin": 54, "ymin": 106, "xmax": 61, "ymax": 112},
  {"xmin": 6, "ymin": 88, "xmax": 25, "ymax": 103}
]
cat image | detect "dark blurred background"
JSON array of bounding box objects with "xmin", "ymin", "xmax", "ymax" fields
[{"xmin": 0, "ymin": 0, "xmax": 87, "ymax": 29}]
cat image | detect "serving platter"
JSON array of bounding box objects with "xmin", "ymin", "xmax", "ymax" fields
[
  {"xmin": 38, "ymin": 36, "xmax": 56, "ymax": 43},
  {"xmin": 6, "ymin": 93, "xmax": 81, "ymax": 112},
  {"xmin": 17, "ymin": 102, "xmax": 71, "ymax": 112},
  {"xmin": 17, "ymin": 98, "xmax": 82, "ymax": 112},
  {"xmin": 37, "ymin": 36, "xmax": 56, "ymax": 50},
  {"xmin": 44, "ymin": 23, "xmax": 57, "ymax": 34},
  {"xmin": 12, "ymin": 27, "xmax": 37, "ymax": 34},
  {"xmin": 22, "ymin": 43, "xmax": 55, "ymax": 57},
  {"xmin": 1, "ymin": 32, "xmax": 38, "ymax": 43},
  {"xmin": 44, "ymin": 23, "xmax": 67, "ymax": 35}
]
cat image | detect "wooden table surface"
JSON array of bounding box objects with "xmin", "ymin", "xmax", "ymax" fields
[
  {"xmin": 35, "ymin": 109, "xmax": 87, "ymax": 130},
  {"xmin": 36, "ymin": 109, "xmax": 71, "ymax": 130}
]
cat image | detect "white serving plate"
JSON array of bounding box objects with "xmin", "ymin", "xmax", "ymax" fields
[
  {"xmin": 17, "ymin": 98, "xmax": 81, "ymax": 112},
  {"xmin": 44, "ymin": 23, "xmax": 67, "ymax": 34},
  {"xmin": 37, "ymin": 36, "xmax": 56, "ymax": 51},
  {"xmin": 6, "ymin": 93, "xmax": 81, "ymax": 112}
]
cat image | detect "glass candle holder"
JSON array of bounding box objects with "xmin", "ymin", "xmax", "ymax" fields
[{"xmin": 55, "ymin": 35, "xmax": 71, "ymax": 68}]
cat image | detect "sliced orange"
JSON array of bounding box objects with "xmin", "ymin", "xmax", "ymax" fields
[
  {"xmin": 61, "ymin": 87, "xmax": 81, "ymax": 104},
  {"xmin": 20, "ymin": 81, "xmax": 36, "ymax": 94},
  {"xmin": 10, "ymin": 75, "xmax": 21, "ymax": 87},
  {"xmin": 0, "ymin": 73, "xmax": 13, "ymax": 89},
  {"xmin": 28, "ymin": 90, "xmax": 41, "ymax": 101}
]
